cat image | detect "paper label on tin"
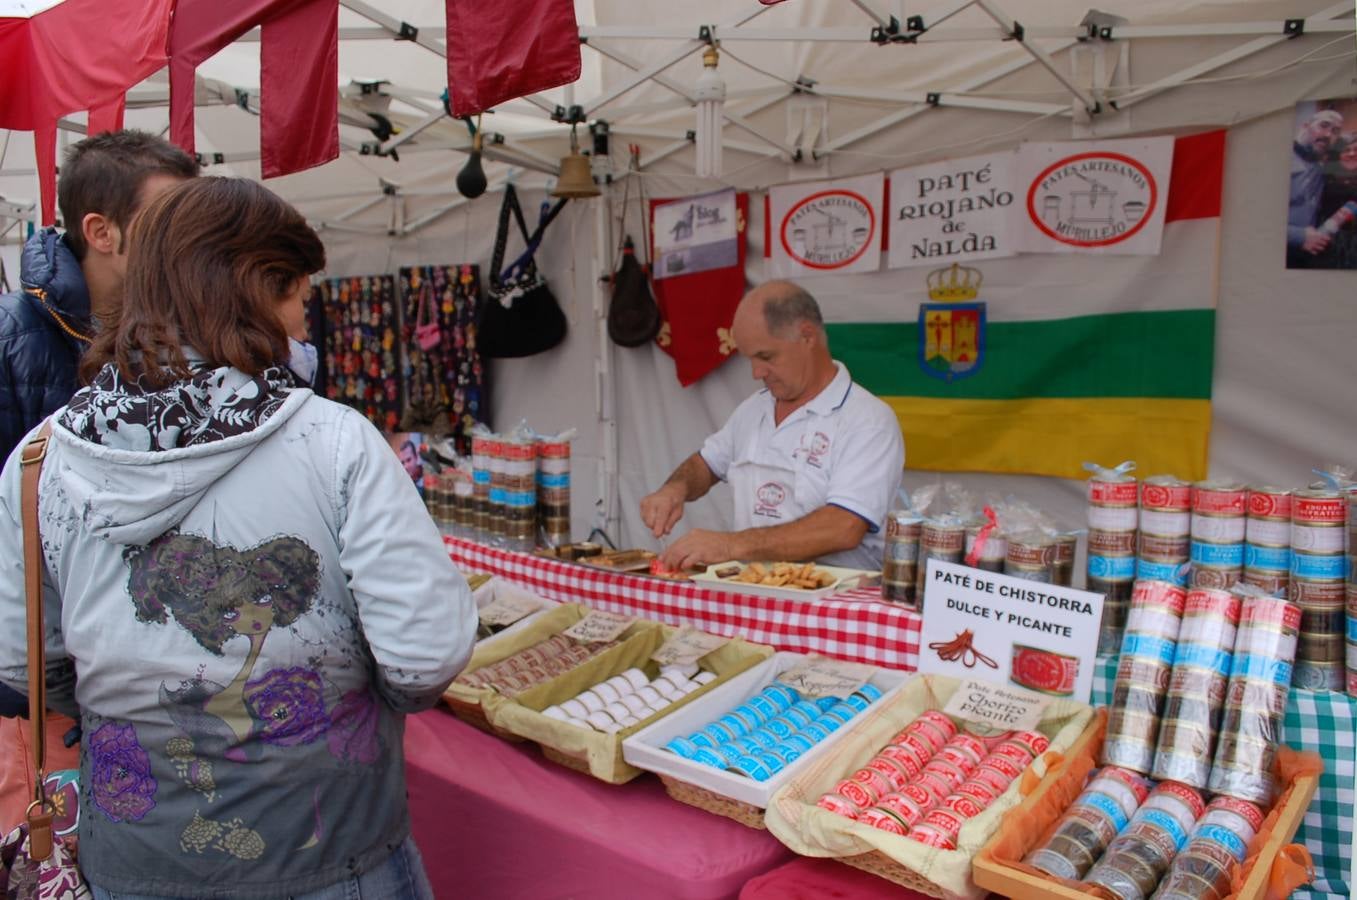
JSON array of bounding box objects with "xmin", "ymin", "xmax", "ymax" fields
[
  {"xmin": 562, "ymin": 609, "xmax": 635, "ymax": 643},
  {"xmin": 650, "ymin": 628, "xmax": 729, "ymax": 667},
  {"xmin": 776, "ymin": 655, "xmax": 876, "ymax": 699},
  {"xmin": 477, "ymin": 591, "xmax": 541, "ymax": 628},
  {"xmin": 943, "ymin": 679, "xmax": 1048, "ymax": 733}
]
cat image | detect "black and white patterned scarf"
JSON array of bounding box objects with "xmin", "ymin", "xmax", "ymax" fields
[{"xmin": 61, "ymin": 361, "xmax": 300, "ymax": 451}]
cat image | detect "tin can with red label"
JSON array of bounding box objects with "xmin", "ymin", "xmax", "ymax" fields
[
  {"xmin": 900, "ymin": 781, "xmax": 940, "ymax": 813},
  {"xmin": 877, "ymin": 791, "xmax": 928, "ymax": 827},
  {"xmin": 1247, "ymin": 486, "xmax": 1292, "ymax": 520},
  {"xmin": 1089, "ymin": 528, "xmax": 1139, "ymax": 556},
  {"xmin": 858, "ymin": 806, "xmax": 910, "ymax": 835},
  {"xmin": 1090, "ymin": 477, "xmax": 1139, "ymax": 508},
  {"xmin": 941, "ymin": 792, "xmax": 985, "ymax": 819},
  {"xmin": 850, "ymin": 766, "xmax": 895, "ymax": 798},
  {"xmin": 865, "ymin": 756, "xmax": 911, "ymax": 792},
  {"xmin": 878, "ymin": 743, "xmax": 927, "ymax": 779},
  {"xmin": 1010, "ymin": 644, "xmax": 1080, "ymax": 696},
  {"xmin": 954, "ymin": 778, "xmax": 1003, "ymax": 806},
  {"xmin": 904, "ymin": 718, "xmax": 951, "ymax": 754},
  {"xmin": 1293, "ymin": 489, "xmax": 1346, "ymax": 524},
  {"xmin": 935, "ymin": 745, "xmax": 981, "ymax": 776},
  {"xmin": 916, "ymin": 710, "xmax": 958, "ymax": 738},
  {"xmin": 895, "ymin": 729, "xmax": 937, "ymax": 762},
  {"xmin": 978, "ymin": 753, "xmax": 1024, "ymax": 781},
  {"xmin": 923, "ymin": 807, "xmax": 966, "ymax": 840},
  {"xmin": 834, "ymin": 778, "xmax": 879, "ymax": 810},
  {"xmin": 906, "ymin": 823, "xmax": 956, "ymax": 850},
  {"xmin": 1193, "ymin": 482, "xmax": 1247, "ymax": 516},
  {"xmin": 918, "ymin": 772, "xmax": 958, "ymax": 803},
  {"xmin": 816, "ymin": 792, "xmax": 861, "ymax": 818},
  {"xmin": 987, "ymin": 742, "xmax": 1035, "ymax": 768},
  {"xmin": 922, "ymin": 757, "xmax": 968, "ymax": 792},
  {"xmin": 1143, "ymin": 476, "xmax": 1192, "ymax": 512},
  {"xmin": 970, "ymin": 765, "xmax": 1014, "ymax": 796},
  {"xmin": 1007, "ymin": 730, "xmax": 1050, "ymax": 757}
]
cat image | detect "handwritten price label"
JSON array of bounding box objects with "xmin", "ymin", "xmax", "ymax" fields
[
  {"xmin": 776, "ymin": 656, "xmax": 877, "ymax": 699},
  {"xmin": 942, "ymin": 679, "xmax": 1048, "ymax": 734},
  {"xmin": 477, "ymin": 592, "xmax": 541, "ymax": 628},
  {"xmin": 651, "ymin": 628, "xmax": 729, "ymax": 667},
  {"xmin": 561, "ymin": 610, "xmax": 635, "ymax": 644}
]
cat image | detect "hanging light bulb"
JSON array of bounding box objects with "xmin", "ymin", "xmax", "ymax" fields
[
  {"xmin": 694, "ymin": 44, "xmax": 725, "ymax": 178},
  {"xmin": 456, "ymin": 115, "xmax": 487, "ymax": 199},
  {"xmin": 552, "ymin": 123, "xmax": 600, "ymax": 199}
]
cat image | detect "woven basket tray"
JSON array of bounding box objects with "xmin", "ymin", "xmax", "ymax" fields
[
  {"xmin": 659, "ymin": 775, "xmax": 767, "ymax": 830},
  {"xmin": 443, "ymin": 694, "xmax": 524, "ymax": 742},
  {"xmin": 838, "ymin": 851, "xmax": 947, "ymax": 898}
]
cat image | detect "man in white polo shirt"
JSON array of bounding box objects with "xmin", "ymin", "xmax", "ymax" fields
[{"xmin": 642, "ymin": 281, "xmax": 904, "ymax": 571}]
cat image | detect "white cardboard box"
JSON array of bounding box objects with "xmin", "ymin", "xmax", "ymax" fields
[{"xmin": 622, "ymin": 651, "xmax": 909, "ymax": 809}]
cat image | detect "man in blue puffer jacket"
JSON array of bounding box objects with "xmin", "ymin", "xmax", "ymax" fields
[
  {"xmin": 0, "ymin": 130, "xmax": 198, "ymax": 464},
  {"xmin": 0, "ymin": 131, "xmax": 196, "ymax": 791}
]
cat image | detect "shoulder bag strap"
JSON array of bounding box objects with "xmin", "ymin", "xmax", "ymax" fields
[
  {"xmin": 501, "ymin": 198, "xmax": 570, "ymax": 284},
  {"xmin": 490, "ymin": 186, "xmax": 534, "ymax": 289},
  {"xmin": 19, "ymin": 420, "xmax": 55, "ymax": 860}
]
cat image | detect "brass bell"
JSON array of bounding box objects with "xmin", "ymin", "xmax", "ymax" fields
[{"xmin": 552, "ymin": 124, "xmax": 600, "ymax": 199}]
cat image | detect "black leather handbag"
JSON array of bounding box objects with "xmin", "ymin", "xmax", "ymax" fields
[{"xmin": 479, "ymin": 185, "xmax": 569, "ymax": 358}]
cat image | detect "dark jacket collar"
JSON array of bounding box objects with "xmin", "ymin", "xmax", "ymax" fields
[{"xmin": 20, "ymin": 227, "xmax": 93, "ymax": 341}]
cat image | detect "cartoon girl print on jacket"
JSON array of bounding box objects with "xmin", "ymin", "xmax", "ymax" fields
[{"xmin": 125, "ymin": 531, "xmax": 322, "ymax": 760}]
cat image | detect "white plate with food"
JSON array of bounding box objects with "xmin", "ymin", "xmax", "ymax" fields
[{"xmin": 690, "ymin": 561, "xmax": 878, "ymax": 601}]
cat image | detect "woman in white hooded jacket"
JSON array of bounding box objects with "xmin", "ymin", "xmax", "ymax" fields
[{"xmin": 0, "ymin": 177, "xmax": 477, "ymax": 899}]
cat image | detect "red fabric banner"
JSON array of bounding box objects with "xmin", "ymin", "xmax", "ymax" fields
[
  {"xmin": 0, "ymin": 0, "xmax": 173, "ymax": 222},
  {"xmin": 444, "ymin": 0, "xmax": 581, "ymax": 117},
  {"xmin": 170, "ymin": 0, "xmax": 338, "ymax": 179},
  {"xmin": 650, "ymin": 193, "xmax": 750, "ymax": 387}
]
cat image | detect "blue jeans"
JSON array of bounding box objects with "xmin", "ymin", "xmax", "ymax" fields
[{"xmin": 89, "ymin": 835, "xmax": 434, "ymax": 900}]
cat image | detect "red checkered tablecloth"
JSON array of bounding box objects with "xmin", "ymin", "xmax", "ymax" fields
[{"xmin": 445, "ymin": 536, "xmax": 921, "ymax": 670}]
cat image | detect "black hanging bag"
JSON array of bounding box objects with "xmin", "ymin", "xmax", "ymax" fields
[
  {"xmin": 479, "ymin": 185, "xmax": 569, "ymax": 358},
  {"xmin": 607, "ymin": 236, "xmax": 661, "ymax": 347}
]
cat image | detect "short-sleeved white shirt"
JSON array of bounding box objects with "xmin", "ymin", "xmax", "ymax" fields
[{"xmin": 699, "ymin": 361, "xmax": 905, "ymax": 570}]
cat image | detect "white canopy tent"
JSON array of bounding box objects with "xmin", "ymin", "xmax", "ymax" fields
[{"xmin": 1, "ymin": 0, "xmax": 1355, "ymax": 558}]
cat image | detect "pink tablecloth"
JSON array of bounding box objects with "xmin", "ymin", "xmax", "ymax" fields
[
  {"xmin": 445, "ymin": 536, "xmax": 922, "ymax": 669},
  {"xmin": 405, "ymin": 709, "xmax": 795, "ymax": 899},
  {"xmin": 741, "ymin": 856, "xmax": 938, "ymax": 900}
]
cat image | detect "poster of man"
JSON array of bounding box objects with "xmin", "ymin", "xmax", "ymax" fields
[
  {"xmin": 1287, "ymin": 97, "xmax": 1357, "ymax": 270},
  {"xmin": 387, "ymin": 432, "xmax": 425, "ymax": 492}
]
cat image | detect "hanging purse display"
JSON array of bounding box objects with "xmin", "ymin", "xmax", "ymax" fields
[
  {"xmin": 414, "ymin": 280, "xmax": 442, "ymax": 352},
  {"xmin": 1, "ymin": 422, "xmax": 91, "ymax": 900},
  {"xmin": 606, "ymin": 150, "xmax": 662, "ymax": 348},
  {"xmin": 479, "ymin": 185, "xmax": 570, "ymax": 359}
]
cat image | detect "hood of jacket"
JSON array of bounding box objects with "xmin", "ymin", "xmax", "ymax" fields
[
  {"xmin": 21, "ymin": 227, "xmax": 92, "ymax": 337},
  {"xmin": 53, "ymin": 360, "xmax": 311, "ymax": 546}
]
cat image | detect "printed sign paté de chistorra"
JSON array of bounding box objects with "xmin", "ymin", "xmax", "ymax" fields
[{"xmin": 918, "ymin": 560, "xmax": 1102, "ymax": 702}]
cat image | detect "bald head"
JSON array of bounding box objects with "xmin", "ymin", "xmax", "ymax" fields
[{"xmin": 735, "ymin": 280, "xmax": 826, "ymax": 340}]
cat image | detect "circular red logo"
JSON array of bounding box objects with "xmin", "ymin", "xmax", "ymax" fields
[
  {"xmin": 780, "ymin": 190, "xmax": 876, "ymax": 269},
  {"xmin": 756, "ymin": 482, "xmax": 787, "ymax": 507},
  {"xmin": 1025, "ymin": 152, "xmax": 1158, "ymax": 248}
]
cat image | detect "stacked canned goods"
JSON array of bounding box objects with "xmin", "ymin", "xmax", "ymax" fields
[
  {"xmin": 1026, "ymin": 767, "xmax": 1154, "ymax": 880},
  {"xmin": 1088, "ymin": 473, "xmax": 1139, "ymax": 655},
  {"xmin": 1102, "ymin": 581, "xmax": 1186, "ymax": 774},
  {"xmin": 1051, "ymin": 532, "xmax": 1078, "ymax": 587},
  {"xmin": 1138, "ymin": 476, "xmax": 1191, "ymax": 587},
  {"xmin": 1289, "ymin": 489, "xmax": 1347, "ymax": 690},
  {"xmin": 916, "ymin": 520, "xmax": 966, "ymax": 610},
  {"xmin": 964, "ymin": 524, "xmax": 1008, "ymax": 574},
  {"xmin": 536, "ymin": 434, "xmax": 572, "ymax": 548},
  {"xmin": 1189, "ymin": 482, "xmax": 1246, "ymax": 590},
  {"xmin": 470, "ymin": 434, "xmax": 493, "ymax": 540},
  {"xmin": 1207, "ymin": 590, "xmax": 1301, "ymax": 803},
  {"xmin": 451, "ymin": 466, "xmax": 475, "ymax": 536},
  {"xmin": 1005, "ymin": 533, "xmax": 1056, "ymax": 583},
  {"xmin": 1349, "ymin": 489, "xmax": 1357, "ymax": 696},
  {"xmin": 1153, "ymin": 795, "xmax": 1264, "ymax": 900},
  {"xmin": 1084, "ymin": 782, "xmax": 1206, "ymax": 900},
  {"xmin": 1151, "ymin": 588, "xmax": 1240, "ymax": 788},
  {"xmin": 882, "ymin": 512, "xmax": 922, "ymax": 606},
  {"xmin": 816, "ymin": 711, "xmax": 1047, "ymax": 850},
  {"xmin": 1243, "ymin": 486, "xmax": 1291, "ymax": 596},
  {"xmin": 421, "ymin": 472, "xmax": 445, "ymax": 532},
  {"xmin": 497, "ymin": 435, "xmax": 537, "ymax": 551}
]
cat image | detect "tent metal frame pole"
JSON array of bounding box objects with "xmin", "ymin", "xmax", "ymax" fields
[
  {"xmin": 848, "ymin": 0, "xmax": 893, "ymax": 29},
  {"xmin": 812, "ymin": 84, "xmax": 1065, "ymax": 116},
  {"xmin": 1111, "ymin": 1, "xmax": 1355, "ymax": 111},
  {"xmin": 379, "ymin": 108, "xmax": 448, "ymax": 155},
  {"xmin": 586, "ymin": 41, "xmax": 798, "ymax": 159},
  {"xmin": 336, "ymin": 0, "xmax": 446, "ymax": 59},
  {"xmin": 817, "ymin": 39, "xmax": 1078, "ymax": 156},
  {"xmin": 333, "ymin": 195, "xmax": 387, "ymax": 222},
  {"xmin": 580, "ymin": 5, "xmax": 771, "ymax": 117},
  {"xmin": 971, "ymin": 0, "xmax": 1099, "ymax": 114}
]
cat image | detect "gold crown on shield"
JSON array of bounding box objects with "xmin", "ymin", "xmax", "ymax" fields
[{"xmin": 927, "ymin": 263, "xmax": 982, "ymax": 302}]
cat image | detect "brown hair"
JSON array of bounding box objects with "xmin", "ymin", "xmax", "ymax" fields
[
  {"xmin": 58, "ymin": 130, "xmax": 199, "ymax": 260},
  {"xmin": 81, "ymin": 177, "xmax": 326, "ymax": 387}
]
